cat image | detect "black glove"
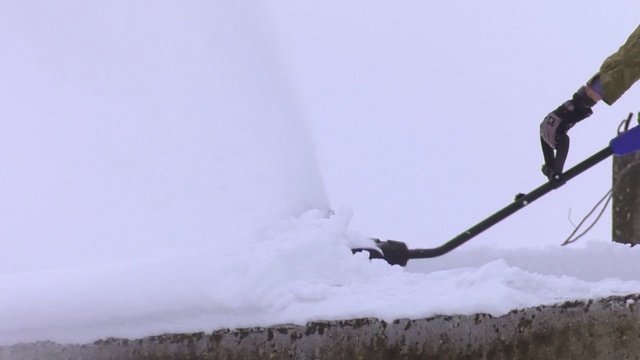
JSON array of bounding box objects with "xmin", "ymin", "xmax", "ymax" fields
[
  {"xmin": 540, "ymin": 86, "xmax": 597, "ymax": 181},
  {"xmin": 540, "ymin": 86, "xmax": 596, "ymax": 149}
]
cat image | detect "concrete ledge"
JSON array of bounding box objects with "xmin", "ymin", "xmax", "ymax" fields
[{"xmin": 3, "ymin": 294, "xmax": 640, "ymax": 360}]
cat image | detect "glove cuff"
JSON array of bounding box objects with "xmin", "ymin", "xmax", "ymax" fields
[{"xmin": 574, "ymin": 85, "xmax": 598, "ymax": 108}]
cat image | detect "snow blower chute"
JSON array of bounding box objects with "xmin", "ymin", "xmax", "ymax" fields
[{"xmin": 354, "ymin": 119, "xmax": 640, "ymax": 267}]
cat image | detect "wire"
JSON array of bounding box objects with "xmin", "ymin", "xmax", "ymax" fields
[
  {"xmin": 561, "ymin": 158, "xmax": 640, "ymax": 246},
  {"xmin": 561, "ymin": 190, "xmax": 612, "ymax": 245}
]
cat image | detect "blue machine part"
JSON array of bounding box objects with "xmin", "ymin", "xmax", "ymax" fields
[{"xmin": 610, "ymin": 125, "xmax": 640, "ymax": 156}]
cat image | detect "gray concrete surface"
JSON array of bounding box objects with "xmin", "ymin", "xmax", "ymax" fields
[
  {"xmin": 3, "ymin": 294, "xmax": 640, "ymax": 359},
  {"xmin": 612, "ymin": 151, "xmax": 640, "ymax": 245}
]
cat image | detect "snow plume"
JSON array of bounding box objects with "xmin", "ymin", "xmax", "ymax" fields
[{"xmin": 0, "ymin": 1, "xmax": 328, "ymax": 272}]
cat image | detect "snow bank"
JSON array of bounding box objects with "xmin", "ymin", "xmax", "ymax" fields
[{"xmin": 2, "ymin": 209, "xmax": 640, "ymax": 346}]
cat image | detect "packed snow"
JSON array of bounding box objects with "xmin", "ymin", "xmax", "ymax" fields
[
  {"xmin": 3, "ymin": 1, "xmax": 640, "ymax": 347},
  {"xmin": 3, "ymin": 214, "xmax": 640, "ymax": 346}
]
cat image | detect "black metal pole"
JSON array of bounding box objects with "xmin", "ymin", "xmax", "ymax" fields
[{"xmin": 406, "ymin": 146, "xmax": 614, "ymax": 260}]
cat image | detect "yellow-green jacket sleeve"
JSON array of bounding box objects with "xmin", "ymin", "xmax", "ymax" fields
[{"xmin": 598, "ymin": 25, "xmax": 640, "ymax": 105}]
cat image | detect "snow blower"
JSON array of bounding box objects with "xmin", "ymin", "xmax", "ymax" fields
[{"xmin": 354, "ymin": 117, "xmax": 640, "ymax": 266}]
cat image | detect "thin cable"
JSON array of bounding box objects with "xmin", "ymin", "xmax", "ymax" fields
[
  {"xmin": 561, "ymin": 159, "xmax": 640, "ymax": 246},
  {"xmin": 561, "ymin": 189, "xmax": 612, "ymax": 245}
]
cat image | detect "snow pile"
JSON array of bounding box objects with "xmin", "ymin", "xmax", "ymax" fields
[
  {"xmin": 0, "ymin": 209, "xmax": 365, "ymax": 344},
  {"xmin": 3, "ymin": 211, "xmax": 640, "ymax": 346}
]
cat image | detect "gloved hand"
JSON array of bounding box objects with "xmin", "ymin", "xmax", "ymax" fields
[
  {"xmin": 540, "ymin": 86, "xmax": 596, "ymax": 149},
  {"xmin": 539, "ymin": 86, "xmax": 598, "ymax": 181}
]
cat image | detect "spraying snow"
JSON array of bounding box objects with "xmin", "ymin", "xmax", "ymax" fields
[{"xmin": 0, "ymin": 1, "xmax": 328, "ymax": 272}]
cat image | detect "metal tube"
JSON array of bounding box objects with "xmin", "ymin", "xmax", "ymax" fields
[{"xmin": 408, "ymin": 146, "xmax": 614, "ymax": 259}]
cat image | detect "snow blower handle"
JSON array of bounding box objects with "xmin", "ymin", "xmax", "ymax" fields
[{"xmin": 355, "ymin": 120, "xmax": 640, "ymax": 266}]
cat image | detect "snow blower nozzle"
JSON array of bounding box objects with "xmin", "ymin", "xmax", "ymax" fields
[{"xmin": 353, "ymin": 239, "xmax": 410, "ymax": 267}]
